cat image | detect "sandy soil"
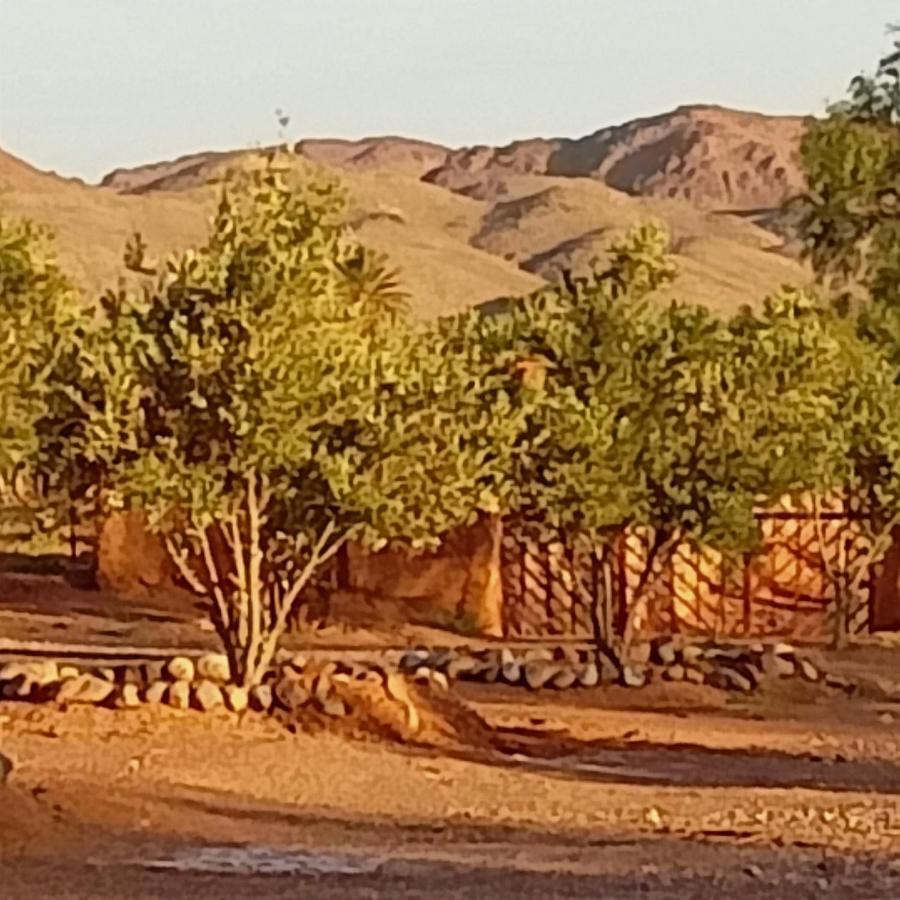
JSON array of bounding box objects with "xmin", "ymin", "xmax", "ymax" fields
[
  {"xmin": 3, "ymin": 674, "xmax": 900, "ymax": 899},
  {"xmin": 3, "ymin": 571, "xmax": 900, "ymax": 896}
]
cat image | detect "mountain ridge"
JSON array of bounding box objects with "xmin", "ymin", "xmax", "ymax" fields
[{"xmin": 1, "ymin": 104, "xmax": 812, "ymax": 318}]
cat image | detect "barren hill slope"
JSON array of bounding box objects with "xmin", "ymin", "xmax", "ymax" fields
[
  {"xmin": 1, "ymin": 147, "xmax": 210, "ymax": 293},
  {"xmin": 1, "ymin": 146, "xmax": 542, "ymax": 316},
  {"xmin": 465, "ymin": 174, "xmax": 804, "ymax": 312},
  {"xmin": 2, "ymin": 105, "xmax": 812, "ymax": 317}
]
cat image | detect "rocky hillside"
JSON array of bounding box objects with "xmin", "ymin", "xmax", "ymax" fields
[
  {"xmin": 100, "ymin": 105, "xmax": 808, "ymax": 211},
  {"xmin": 0, "ymin": 105, "xmax": 812, "ymax": 318},
  {"xmin": 423, "ymin": 105, "xmax": 807, "ymax": 210}
]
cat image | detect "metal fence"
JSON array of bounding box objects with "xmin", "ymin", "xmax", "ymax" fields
[{"xmin": 500, "ymin": 494, "xmax": 879, "ymax": 642}]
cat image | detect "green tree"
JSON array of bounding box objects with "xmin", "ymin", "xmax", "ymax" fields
[
  {"xmin": 0, "ymin": 211, "xmax": 80, "ymax": 543},
  {"xmin": 789, "ymin": 26, "xmax": 900, "ymax": 306},
  {"xmin": 67, "ymin": 155, "xmax": 516, "ymax": 687},
  {"xmin": 788, "ymin": 26, "xmax": 900, "ymax": 644},
  {"xmin": 488, "ymin": 219, "xmax": 900, "ymax": 661}
]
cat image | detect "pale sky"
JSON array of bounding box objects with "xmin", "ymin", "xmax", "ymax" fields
[{"xmin": 1, "ymin": 1, "xmax": 898, "ymax": 183}]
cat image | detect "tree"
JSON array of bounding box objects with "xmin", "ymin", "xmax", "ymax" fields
[
  {"xmin": 789, "ymin": 25, "xmax": 900, "ymax": 309},
  {"xmin": 0, "ymin": 211, "xmax": 79, "ymax": 543},
  {"xmin": 477, "ymin": 223, "xmax": 683, "ymax": 666},
  {"xmin": 787, "ymin": 26, "xmax": 900, "ymax": 644},
  {"xmin": 485, "ymin": 216, "xmax": 900, "ymax": 663},
  {"xmin": 67, "ymin": 154, "xmax": 517, "ymax": 687}
]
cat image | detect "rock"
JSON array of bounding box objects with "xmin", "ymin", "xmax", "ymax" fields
[
  {"xmin": 0, "ymin": 676, "xmax": 30, "ymax": 700},
  {"xmin": 704, "ymin": 646, "xmax": 747, "ymax": 662},
  {"xmin": 681, "ymin": 645, "xmax": 705, "ymax": 665},
  {"xmin": 501, "ymin": 660, "xmax": 522, "ymax": 684},
  {"xmin": 385, "ymin": 672, "xmax": 420, "ymax": 732},
  {"xmin": 522, "ymin": 647, "xmax": 554, "ymax": 663},
  {"xmin": 524, "ymin": 662, "xmax": 560, "ymax": 690},
  {"xmin": 599, "ymin": 655, "xmax": 621, "ymax": 683},
  {"xmin": 621, "ymin": 665, "xmax": 647, "ymax": 688},
  {"xmin": 763, "ymin": 653, "xmax": 796, "ymax": 678},
  {"xmin": 319, "ymin": 696, "xmax": 348, "ymax": 717},
  {"xmin": 720, "ymin": 667, "xmax": 754, "ymax": 692},
  {"xmin": 288, "ymin": 652, "xmax": 310, "ymax": 672},
  {"xmin": 651, "ymin": 638, "xmax": 680, "ymax": 666},
  {"xmin": 0, "ymin": 750, "xmax": 12, "ymax": 785},
  {"xmin": 683, "ymin": 666, "xmax": 705, "ymax": 684},
  {"xmin": 499, "ymin": 648, "xmax": 516, "ymax": 667},
  {"xmin": 825, "ymin": 673, "xmax": 854, "ymax": 693},
  {"xmin": 662, "ymin": 664, "xmax": 685, "ymax": 682},
  {"xmin": 56, "ymin": 673, "xmax": 115, "ymax": 706},
  {"xmin": 192, "ymin": 680, "xmax": 224, "ymax": 712},
  {"xmin": 578, "ymin": 663, "xmax": 600, "ymax": 688},
  {"xmin": 0, "ymin": 660, "xmax": 59, "ymax": 688},
  {"xmin": 166, "ymin": 656, "xmax": 195, "ymax": 683},
  {"xmin": 97, "ymin": 508, "xmax": 177, "ymax": 598},
  {"xmin": 744, "ymin": 864, "xmax": 763, "ymax": 880},
  {"xmin": 428, "ymin": 649, "xmax": 453, "ymax": 671},
  {"xmin": 742, "ymin": 663, "xmax": 764, "ymax": 687},
  {"xmin": 798, "ymin": 658, "xmax": 821, "ymax": 683},
  {"xmin": 223, "ymin": 685, "xmax": 249, "ymax": 713},
  {"xmin": 118, "ymin": 683, "xmax": 142, "ymax": 708},
  {"xmin": 429, "ymin": 671, "xmax": 450, "ymax": 692},
  {"xmin": 58, "ymin": 665, "xmax": 81, "ymax": 681},
  {"xmin": 629, "ymin": 643, "xmax": 652, "ymax": 666},
  {"xmin": 122, "ymin": 666, "xmax": 144, "ymax": 685},
  {"xmin": 552, "ymin": 667, "xmax": 577, "ymax": 690},
  {"xmin": 95, "ymin": 667, "xmax": 117, "ymax": 682},
  {"xmin": 196, "ymin": 653, "xmax": 231, "ymax": 685},
  {"xmin": 447, "ymin": 656, "xmax": 479, "ymax": 679},
  {"xmin": 480, "ymin": 663, "xmax": 500, "ymax": 683},
  {"xmin": 313, "ymin": 664, "xmax": 337, "ymax": 703},
  {"xmin": 143, "ymin": 681, "xmax": 168, "ymax": 704},
  {"xmin": 275, "ymin": 676, "xmax": 310, "ymax": 711},
  {"xmin": 250, "ymin": 683, "xmax": 274, "ymax": 713},
  {"xmin": 399, "ymin": 649, "xmax": 431, "ymax": 671},
  {"xmin": 773, "ymin": 642, "xmax": 796, "ymax": 657},
  {"xmin": 412, "ymin": 666, "xmax": 433, "ymax": 685},
  {"xmin": 553, "ymin": 645, "xmax": 581, "ymax": 665},
  {"xmin": 141, "ymin": 661, "xmax": 167, "ymax": 684},
  {"xmin": 166, "ymin": 680, "xmax": 191, "ymax": 710},
  {"xmin": 879, "ymin": 712, "xmax": 894, "ymax": 725}
]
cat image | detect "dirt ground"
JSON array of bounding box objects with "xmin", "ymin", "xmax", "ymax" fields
[
  {"xmin": 0, "ymin": 571, "xmax": 489, "ymax": 655},
  {"xmin": 3, "ymin": 673, "xmax": 900, "ymax": 899},
  {"xmin": 3, "ymin": 571, "xmax": 900, "ymax": 897}
]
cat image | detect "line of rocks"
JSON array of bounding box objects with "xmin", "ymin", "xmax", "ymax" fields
[
  {"xmin": 0, "ymin": 639, "xmax": 853, "ymax": 714},
  {"xmin": 398, "ymin": 639, "xmax": 850, "ymax": 694},
  {"xmin": 0, "ymin": 650, "xmax": 449, "ymax": 720},
  {"xmin": 0, "ymin": 653, "xmax": 259, "ymax": 713}
]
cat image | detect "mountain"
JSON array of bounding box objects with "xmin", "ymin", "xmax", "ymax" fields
[
  {"xmin": 423, "ymin": 105, "xmax": 807, "ymax": 211},
  {"xmin": 0, "ymin": 105, "xmax": 812, "ymax": 317}
]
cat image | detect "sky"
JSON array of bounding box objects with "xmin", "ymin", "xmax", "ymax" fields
[{"xmin": 2, "ymin": 1, "xmax": 899, "ymax": 183}]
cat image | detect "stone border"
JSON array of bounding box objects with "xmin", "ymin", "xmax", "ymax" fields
[{"xmin": 0, "ymin": 640, "xmax": 855, "ymax": 716}]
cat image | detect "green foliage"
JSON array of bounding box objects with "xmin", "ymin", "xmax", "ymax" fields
[
  {"xmin": 791, "ymin": 28, "xmax": 900, "ymax": 306},
  {"xmin": 789, "ymin": 24, "xmax": 900, "ymax": 531},
  {"xmin": 0, "ymin": 212, "xmax": 78, "ymax": 482},
  {"xmin": 55, "ymin": 153, "xmax": 515, "ymax": 683},
  {"xmin": 486, "ymin": 222, "xmax": 900, "ymax": 658}
]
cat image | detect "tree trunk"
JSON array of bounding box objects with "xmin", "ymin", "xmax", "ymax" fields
[
  {"xmin": 573, "ymin": 538, "xmax": 623, "ymax": 676},
  {"xmin": 831, "ymin": 580, "xmax": 849, "ymax": 651},
  {"xmin": 620, "ymin": 530, "xmax": 678, "ymax": 661},
  {"xmin": 164, "ymin": 472, "xmax": 347, "ymax": 688}
]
